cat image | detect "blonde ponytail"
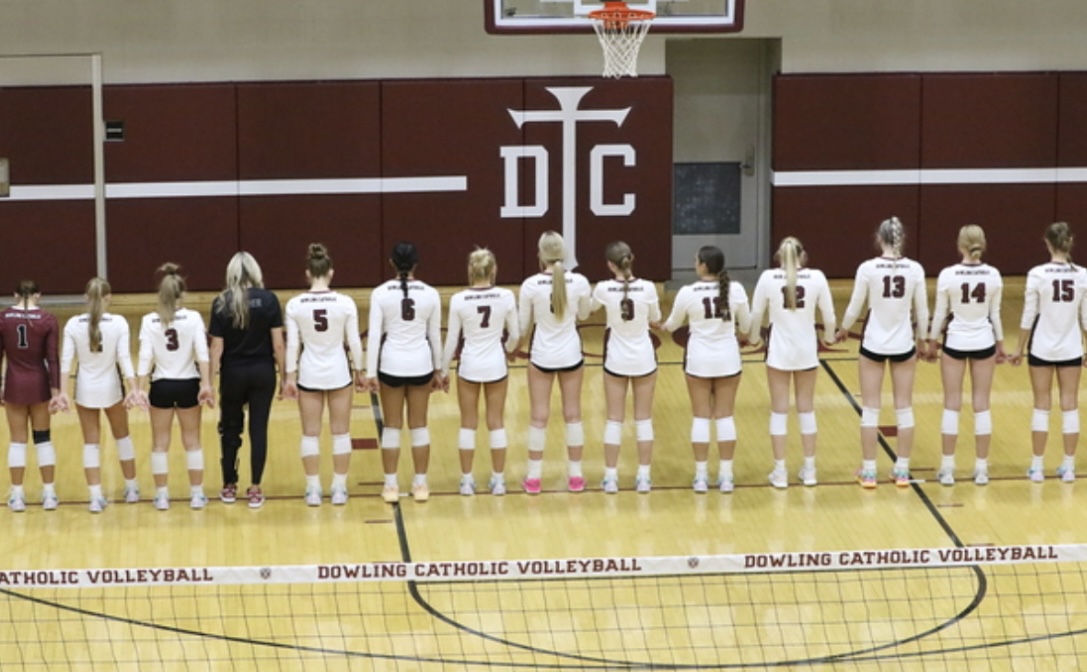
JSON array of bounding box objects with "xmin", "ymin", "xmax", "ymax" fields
[{"xmin": 85, "ymin": 277, "xmax": 110, "ymax": 352}]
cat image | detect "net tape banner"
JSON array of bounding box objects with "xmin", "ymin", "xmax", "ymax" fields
[{"xmin": 0, "ymin": 543, "xmax": 1078, "ymax": 590}]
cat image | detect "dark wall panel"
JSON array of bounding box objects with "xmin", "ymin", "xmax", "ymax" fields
[
  {"xmin": 104, "ymin": 84, "xmax": 237, "ymax": 182},
  {"xmin": 921, "ymin": 74, "xmax": 1059, "ymax": 168},
  {"xmin": 0, "ymin": 86, "xmax": 93, "ymax": 184},
  {"xmin": 0, "ymin": 202, "xmax": 96, "ymax": 294},
  {"xmin": 918, "ymin": 184, "xmax": 1056, "ymax": 275},
  {"xmin": 239, "ymin": 196, "xmax": 383, "ymax": 290},
  {"xmin": 381, "ymin": 79, "xmax": 526, "ymax": 285},
  {"xmin": 1056, "ymin": 184, "xmax": 1087, "ymax": 227},
  {"xmin": 522, "ymin": 78, "xmax": 673, "ymax": 284},
  {"xmin": 1058, "ymin": 73, "xmax": 1087, "ymax": 166},
  {"xmin": 106, "ymin": 199, "xmax": 239, "ymax": 293},
  {"xmin": 772, "ymin": 74, "xmax": 922, "ymax": 171},
  {"xmin": 771, "ymin": 186, "xmax": 920, "ymax": 279},
  {"xmin": 237, "ymin": 81, "xmax": 381, "ymax": 179}
]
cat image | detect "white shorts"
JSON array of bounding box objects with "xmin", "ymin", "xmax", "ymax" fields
[
  {"xmin": 766, "ymin": 335, "xmax": 819, "ymax": 371},
  {"xmin": 75, "ymin": 374, "xmax": 124, "ymax": 409},
  {"xmin": 684, "ymin": 337, "xmax": 742, "ymax": 378}
]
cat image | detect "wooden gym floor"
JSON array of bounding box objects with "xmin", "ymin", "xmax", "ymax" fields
[{"xmin": 2, "ymin": 277, "xmax": 1087, "ymax": 670}]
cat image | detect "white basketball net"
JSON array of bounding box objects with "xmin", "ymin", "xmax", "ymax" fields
[{"xmin": 590, "ymin": 11, "xmax": 653, "ymax": 78}]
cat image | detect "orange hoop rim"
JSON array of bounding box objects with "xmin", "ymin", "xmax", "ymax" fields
[{"xmin": 587, "ymin": 1, "xmax": 656, "ymax": 24}]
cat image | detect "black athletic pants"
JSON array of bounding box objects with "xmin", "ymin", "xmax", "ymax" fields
[{"xmin": 218, "ymin": 362, "xmax": 276, "ymax": 485}]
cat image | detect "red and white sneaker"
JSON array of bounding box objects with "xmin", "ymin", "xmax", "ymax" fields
[
  {"xmin": 247, "ymin": 486, "xmax": 265, "ymax": 509},
  {"xmin": 220, "ymin": 483, "xmax": 237, "ymax": 504},
  {"xmin": 522, "ymin": 478, "xmax": 542, "ymax": 495},
  {"xmin": 567, "ymin": 476, "xmax": 586, "ymax": 493}
]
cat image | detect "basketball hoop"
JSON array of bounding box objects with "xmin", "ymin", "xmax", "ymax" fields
[{"xmin": 588, "ymin": 1, "xmax": 654, "ymax": 78}]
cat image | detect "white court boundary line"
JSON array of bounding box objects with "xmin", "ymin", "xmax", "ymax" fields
[
  {"xmin": 771, "ymin": 167, "xmax": 1087, "ymax": 187},
  {"xmin": 0, "ymin": 543, "xmax": 1077, "ymax": 589}
]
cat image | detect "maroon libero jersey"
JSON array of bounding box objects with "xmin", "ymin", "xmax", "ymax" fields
[{"xmin": 0, "ymin": 306, "xmax": 60, "ymax": 405}]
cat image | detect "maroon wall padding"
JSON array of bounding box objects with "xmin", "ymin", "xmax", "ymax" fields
[
  {"xmin": 102, "ymin": 84, "xmax": 240, "ymax": 292},
  {"xmin": 236, "ymin": 81, "xmax": 383, "ymax": 289},
  {"xmin": 104, "ymin": 84, "xmax": 238, "ymax": 182},
  {"xmin": 1058, "ymin": 73, "xmax": 1087, "ymax": 166},
  {"xmin": 918, "ymin": 184, "xmax": 1056, "ymax": 276},
  {"xmin": 921, "ymin": 74, "xmax": 1059, "ymax": 168},
  {"xmin": 0, "ymin": 86, "xmax": 93, "ymax": 184},
  {"xmin": 106, "ymin": 198, "xmax": 240, "ymax": 293},
  {"xmin": 381, "ymin": 79, "xmax": 526, "ymax": 285},
  {"xmin": 1056, "ymin": 185, "xmax": 1087, "ymax": 227},
  {"xmin": 771, "ymin": 186, "xmax": 920, "ymax": 279},
  {"xmin": 0, "ymin": 202, "xmax": 96, "ymax": 294},
  {"xmin": 238, "ymin": 195, "xmax": 384, "ymax": 290},
  {"xmin": 519, "ymin": 78, "xmax": 673, "ymax": 284},
  {"xmin": 772, "ymin": 74, "xmax": 922, "ymax": 171}
]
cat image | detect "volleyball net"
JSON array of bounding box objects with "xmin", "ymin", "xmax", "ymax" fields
[{"xmin": 2, "ymin": 543, "xmax": 1086, "ymax": 671}]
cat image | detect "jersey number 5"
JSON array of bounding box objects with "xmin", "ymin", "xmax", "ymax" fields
[{"xmin": 313, "ymin": 309, "xmax": 329, "ymax": 332}]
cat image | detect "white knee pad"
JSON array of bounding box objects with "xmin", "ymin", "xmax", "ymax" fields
[
  {"xmin": 185, "ymin": 449, "xmax": 204, "ymax": 471},
  {"xmin": 458, "ymin": 428, "xmax": 476, "ymax": 450},
  {"xmin": 410, "ymin": 427, "xmax": 430, "ymax": 448},
  {"xmin": 861, "ymin": 407, "xmax": 880, "ymax": 428},
  {"xmin": 151, "ymin": 452, "xmax": 169, "ymax": 476},
  {"xmin": 83, "ymin": 444, "xmax": 101, "ymax": 470},
  {"xmin": 301, "ymin": 435, "xmax": 321, "ymax": 458},
  {"xmin": 769, "ymin": 412, "xmax": 788, "ymax": 437},
  {"xmin": 603, "ymin": 421, "xmax": 622, "ymax": 446},
  {"xmin": 381, "ymin": 427, "xmax": 401, "ymax": 450},
  {"xmin": 7, "ymin": 443, "xmax": 27, "ymax": 469},
  {"xmin": 1063, "ymin": 410, "xmax": 1080, "ymax": 435},
  {"xmin": 691, "ymin": 417, "xmax": 711, "ymax": 444},
  {"xmin": 36, "ymin": 442, "xmax": 56, "ymax": 468},
  {"xmin": 565, "ymin": 422, "xmax": 584, "ymax": 446},
  {"xmin": 941, "ymin": 409, "xmax": 960, "ymax": 436},
  {"xmin": 1032, "ymin": 409, "xmax": 1050, "ymax": 433},
  {"xmin": 528, "ymin": 426, "xmax": 547, "ymax": 453},
  {"xmin": 332, "ymin": 433, "xmax": 353, "ymax": 456},
  {"xmin": 798, "ymin": 412, "xmax": 817, "ymax": 435},
  {"xmin": 116, "ymin": 436, "xmax": 136, "ymax": 461},
  {"xmin": 489, "ymin": 429, "xmax": 508, "ymax": 450},
  {"xmin": 716, "ymin": 417, "xmax": 736, "ymax": 442},
  {"xmin": 635, "ymin": 419, "xmax": 653, "ymax": 442},
  {"xmin": 896, "ymin": 407, "xmax": 914, "ymax": 430},
  {"xmin": 974, "ymin": 410, "xmax": 992, "ymax": 436}
]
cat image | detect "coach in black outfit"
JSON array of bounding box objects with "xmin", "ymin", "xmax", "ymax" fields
[{"xmin": 209, "ymin": 251, "xmax": 286, "ymax": 509}]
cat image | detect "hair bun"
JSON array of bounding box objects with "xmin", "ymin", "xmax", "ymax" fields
[
  {"xmin": 157, "ymin": 262, "xmax": 180, "ymax": 276},
  {"xmin": 308, "ymin": 243, "xmax": 328, "ymax": 260}
]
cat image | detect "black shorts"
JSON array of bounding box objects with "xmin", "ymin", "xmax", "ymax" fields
[
  {"xmin": 149, "ymin": 379, "xmax": 199, "ymax": 409},
  {"xmin": 298, "ymin": 381, "xmax": 352, "ymax": 393},
  {"xmin": 859, "ymin": 346, "xmax": 916, "ymax": 364},
  {"xmin": 604, "ymin": 366, "xmax": 657, "ymax": 379},
  {"xmin": 942, "ymin": 345, "xmax": 996, "ymax": 361},
  {"xmin": 379, "ymin": 371, "xmax": 434, "ymax": 388},
  {"xmin": 1028, "ymin": 354, "xmax": 1084, "ymax": 368},
  {"xmin": 531, "ymin": 360, "xmax": 584, "ymax": 374}
]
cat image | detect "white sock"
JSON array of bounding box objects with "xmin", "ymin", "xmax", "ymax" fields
[
  {"xmin": 975, "ymin": 458, "xmax": 988, "ymax": 472},
  {"xmin": 895, "ymin": 457, "xmax": 910, "ymax": 471},
  {"xmin": 773, "ymin": 459, "xmax": 785, "ymax": 472},
  {"xmin": 718, "ymin": 460, "xmax": 733, "ymax": 480},
  {"xmin": 156, "ymin": 486, "xmax": 169, "ymax": 498},
  {"xmin": 491, "ymin": 471, "xmax": 504, "ymax": 481},
  {"xmin": 190, "ymin": 485, "xmax": 204, "ymax": 497},
  {"xmin": 331, "ymin": 473, "xmax": 347, "ymax": 489},
  {"xmin": 89, "ymin": 484, "xmax": 103, "ymax": 500},
  {"xmin": 1032, "ymin": 455, "xmax": 1045, "ymax": 471},
  {"xmin": 526, "ymin": 459, "xmax": 543, "ymax": 480},
  {"xmin": 862, "ymin": 460, "xmax": 877, "ymax": 472},
  {"xmin": 384, "ymin": 474, "xmax": 398, "ymax": 489},
  {"xmin": 412, "ymin": 474, "xmax": 427, "ymax": 487},
  {"xmin": 1062, "ymin": 455, "xmax": 1075, "ymax": 471},
  {"xmin": 306, "ymin": 475, "xmax": 321, "ymax": 490},
  {"xmin": 567, "ymin": 460, "xmax": 583, "ymax": 478},
  {"xmin": 124, "ymin": 478, "xmax": 138, "ymax": 491},
  {"xmin": 695, "ymin": 461, "xmax": 708, "ymax": 478},
  {"xmin": 803, "ymin": 456, "xmax": 815, "ymax": 470},
  {"xmin": 941, "ymin": 455, "xmax": 955, "ymax": 471},
  {"xmin": 604, "ymin": 467, "xmax": 618, "ymax": 480},
  {"xmin": 42, "ymin": 483, "xmax": 56, "ymax": 495},
  {"xmin": 10, "ymin": 485, "xmax": 23, "ymax": 498},
  {"xmin": 636, "ymin": 465, "xmax": 650, "ymax": 480}
]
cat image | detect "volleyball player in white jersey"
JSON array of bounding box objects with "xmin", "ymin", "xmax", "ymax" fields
[
  {"xmin": 283, "ymin": 244, "xmax": 364, "ymax": 506},
  {"xmin": 835, "ymin": 217, "xmax": 930, "ymax": 488},
  {"xmin": 749, "ymin": 237, "xmax": 837, "ymax": 489},
  {"xmin": 929, "ymin": 225, "xmax": 1005, "ymax": 486},
  {"xmin": 518, "ymin": 231, "xmax": 592, "ymax": 495},
  {"xmin": 442, "ymin": 249, "xmax": 519, "ymax": 496},
  {"xmin": 365, "ymin": 242, "xmax": 444, "ymax": 504},
  {"xmin": 1009, "ymin": 222, "xmax": 1087, "ymax": 482},
  {"xmin": 135, "ymin": 264, "xmax": 214, "ymax": 511},
  {"xmin": 590, "ymin": 241, "xmax": 660, "ymax": 493},
  {"xmin": 56, "ymin": 278, "xmax": 141, "ymax": 512},
  {"xmin": 658, "ymin": 245, "xmax": 750, "ymax": 493}
]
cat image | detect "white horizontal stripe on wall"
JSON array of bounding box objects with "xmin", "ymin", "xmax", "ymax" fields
[
  {"xmin": 1, "ymin": 176, "xmax": 469, "ymax": 202},
  {"xmin": 771, "ymin": 168, "xmax": 1087, "ymax": 187}
]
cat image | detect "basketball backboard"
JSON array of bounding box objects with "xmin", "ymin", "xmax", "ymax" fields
[{"xmin": 484, "ymin": 0, "xmax": 745, "ymax": 34}]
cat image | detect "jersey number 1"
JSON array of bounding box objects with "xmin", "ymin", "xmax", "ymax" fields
[{"xmin": 15, "ymin": 324, "xmax": 28, "ymax": 349}]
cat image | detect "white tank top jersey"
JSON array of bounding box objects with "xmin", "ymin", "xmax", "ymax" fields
[
  {"xmin": 750, "ymin": 268, "xmax": 836, "ymax": 371},
  {"xmin": 661, "ymin": 280, "xmax": 751, "ymax": 378},
  {"xmin": 366, "ymin": 279, "xmax": 442, "ymax": 378},
  {"xmin": 61, "ymin": 312, "xmax": 135, "ymax": 408},
  {"xmin": 137, "ymin": 308, "xmax": 209, "ymax": 381},
  {"xmin": 840, "ymin": 256, "xmax": 929, "ymax": 356},
  {"xmin": 1020, "ymin": 261, "xmax": 1087, "ymax": 362},
  {"xmin": 518, "ymin": 271, "xmax": 592, "ymax": 370},
  {"xmin": 285, "ymin": 290, "xmax": 364, "ymax": 390},
  {"xmin": 442, "ymin": 286, "xmax": 519, "ymax": 384},
  {"xmin": 929, "ymin": 262, "xmax": 1004, "ymax": 351},
  {"xmin": 591, "ymin": 277, "xmax": 661, "ymax": 377}
]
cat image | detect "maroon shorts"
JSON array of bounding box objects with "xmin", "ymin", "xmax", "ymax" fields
[{"xmin": 3, "ymin": 368, "xmax": 51, "ymax": 406}]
